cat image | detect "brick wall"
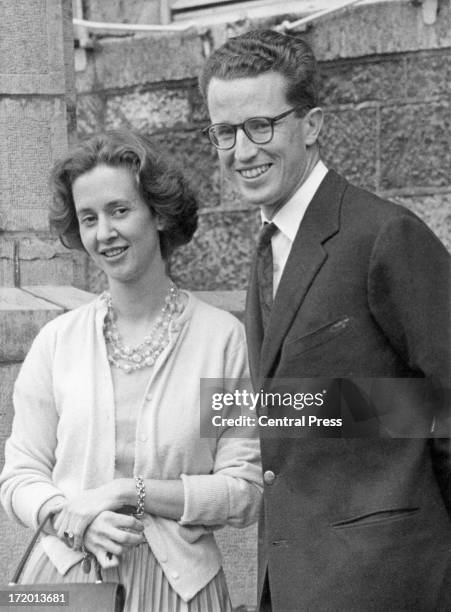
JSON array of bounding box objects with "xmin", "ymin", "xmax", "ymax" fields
[{"xmin": 74, "ymin": 0, "xmax": 450, "ymax": 294}]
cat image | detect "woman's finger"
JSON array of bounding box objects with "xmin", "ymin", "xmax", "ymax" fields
[
  {"xmin": 98, "ymin": 552, "xmax": 119, "ymax": 570},
  {"xmin": 110, "ymin": 526, "xmax": 146, "ymax": 547},
  {"xmin": 108, "ymin": 512, "xmax": 145, "ymax": 533}
]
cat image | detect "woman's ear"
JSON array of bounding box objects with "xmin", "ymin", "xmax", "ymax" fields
[{"xmin": 303, "ymin": 107, "xmax": 324, "ymax": 146}]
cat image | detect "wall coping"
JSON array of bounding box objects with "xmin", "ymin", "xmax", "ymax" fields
[
  {"xmin": 76, "ymin": 0, "xmax": 450, "ymax": 93},
  {"xmin": 0, "ymin": 286, "xmax": 246, "ymax": 361}
]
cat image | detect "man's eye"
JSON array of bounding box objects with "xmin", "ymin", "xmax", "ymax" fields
[
  {"xmin": 214, "ymin": 125, "xmax": 234, "ymax": 138},
  {"xmin": 248, "ymin": 118, "xmax": 271, "ymax": 133}
]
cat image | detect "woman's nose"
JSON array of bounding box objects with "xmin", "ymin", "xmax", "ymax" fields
[{"xmin": 96, "ymin": 216, "xmax": 117, "ymax": 242}]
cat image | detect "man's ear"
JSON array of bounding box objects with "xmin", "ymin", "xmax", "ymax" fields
[{"xmin": 303, "ymin": 107, "xmax": 323, "ymax": 146}]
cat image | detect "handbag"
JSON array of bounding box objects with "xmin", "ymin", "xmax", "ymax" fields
[{"xmin": 2, "ymin": 513, "xmax": 125, "ymax": 612}]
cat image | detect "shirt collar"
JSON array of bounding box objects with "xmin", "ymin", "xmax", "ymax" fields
[{"xmin": 261, "ymin": 160, "xmax": 328, "ymax": 241}]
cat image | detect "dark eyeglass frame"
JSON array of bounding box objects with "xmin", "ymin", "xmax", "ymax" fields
[{"xmin": 203, "ymin": 106, "xmax": 304, "ymax": 150}]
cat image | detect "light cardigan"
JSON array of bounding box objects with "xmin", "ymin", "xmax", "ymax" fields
[{"xmin": 0, "ymin": 292, "xmax": 262, "ymax": 601}]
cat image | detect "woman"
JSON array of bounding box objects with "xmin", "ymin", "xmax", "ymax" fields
[{"xmin": 0, "ymin": 130, "xmax": 262, "ymax": 611}]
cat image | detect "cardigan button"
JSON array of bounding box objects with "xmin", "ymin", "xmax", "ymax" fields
[
  {"xmin": 263, "ymin": 470, "xmax": 276, "ymax": 485},
  {"xmin": 171, "ymin": 571, "xmax": 180, "ymax": 580}
]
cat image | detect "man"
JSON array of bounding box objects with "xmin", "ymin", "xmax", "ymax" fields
[{"xmin": 199, "ymin": 29, "xmax": 450, "ymax": 611}]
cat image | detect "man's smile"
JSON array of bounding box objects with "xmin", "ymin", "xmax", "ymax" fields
[{"xmin": 237, "ymin": 163, "xmax": 272, "ymax": 179}]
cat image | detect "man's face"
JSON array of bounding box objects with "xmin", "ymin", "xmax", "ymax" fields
[{"xmin": 207, "ymin": 72, "xmax": 318, "ymax": 217}]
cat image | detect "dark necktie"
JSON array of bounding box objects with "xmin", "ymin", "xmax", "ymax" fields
[{"xmin": 256, "ymin": 222, "xmax": 278, "ymax": 331}]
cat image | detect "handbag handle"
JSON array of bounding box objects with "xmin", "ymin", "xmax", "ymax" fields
[{"xmin": 9, "ymin": 512, "xmax": 103, "ymax": 585}]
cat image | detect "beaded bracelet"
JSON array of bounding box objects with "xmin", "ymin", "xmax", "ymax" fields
[{"xmin": 134, "ymin": 475, "xmax": 146, "ymax": 518}]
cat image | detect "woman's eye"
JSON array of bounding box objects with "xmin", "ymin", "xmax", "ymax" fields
[
  {"xmin": 113, "ymin": 207, "xmax": 128, "ymax": 217},
  {"xmin": 80, "ymin": 215, "xmax": 96, "ymax": 226}
]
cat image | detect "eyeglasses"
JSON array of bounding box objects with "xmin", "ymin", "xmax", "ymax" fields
[{"xmin": 203, "ymin": 107, "xmax": 302, "ymax": 150}]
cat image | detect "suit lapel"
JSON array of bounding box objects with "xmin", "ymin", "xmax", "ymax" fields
[{"xmin": 259, "ymin": 170, "xmax": 347, "ymax": 381}]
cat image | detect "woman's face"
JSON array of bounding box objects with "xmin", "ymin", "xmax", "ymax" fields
[{"xmin": 72, "ymin": 164, "xmax": 165, "ymax": 286}]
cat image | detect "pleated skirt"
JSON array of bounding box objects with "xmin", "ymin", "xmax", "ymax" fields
[{"xmin": 21, "ymin": 542, "xmax": 233, "ymax": 612}]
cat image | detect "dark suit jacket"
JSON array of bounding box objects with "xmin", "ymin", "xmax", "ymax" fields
[{"xmin": 245, "ymin": 170, "xmax": 451, "ymax": 611}]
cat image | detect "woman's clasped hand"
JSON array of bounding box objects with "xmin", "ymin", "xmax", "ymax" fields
[
  {"xmin": 50, "ymin": 480, "xmax": 145, "ymax": 566},
  {"xmin": 82, "ymin": 511, "xmax": 145, "ymax": 568}
]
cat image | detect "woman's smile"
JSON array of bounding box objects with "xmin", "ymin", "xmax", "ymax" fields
[{"xmin": 100, "ymin": 245, "xmax": 129, "ymax": 260}]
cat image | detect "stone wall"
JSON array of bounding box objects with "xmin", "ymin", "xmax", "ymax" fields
[
  {"xmin": 0, "ymin": 0, "xmax": 81, "ymax": 287},
  {"xmin": 74, "ymin": 0, "xmax": 450, "ymax": 293}
]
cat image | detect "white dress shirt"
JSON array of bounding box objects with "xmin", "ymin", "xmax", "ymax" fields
[{"xmin": 262, "ymin": 160, "xmax": 328, "ymax": 295}]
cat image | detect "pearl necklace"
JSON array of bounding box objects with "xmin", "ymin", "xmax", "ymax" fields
[{"xmin": 103, "ymin": 283, "xmax": 181, "ymax": 374}]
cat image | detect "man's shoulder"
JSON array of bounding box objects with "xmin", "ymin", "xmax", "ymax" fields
[{"xmin": 335, "ymin": 172, "xmax": 419, "ymax": 227}]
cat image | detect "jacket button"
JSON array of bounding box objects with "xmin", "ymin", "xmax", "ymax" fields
[{"xmin": 263, "ymin": 470, "xmax": 276, "ymax": 485}]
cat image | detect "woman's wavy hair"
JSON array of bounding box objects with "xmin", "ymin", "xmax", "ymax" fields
[{"xmin": 49, "ymin": 130, "xmax": 198, "ymax": 260}]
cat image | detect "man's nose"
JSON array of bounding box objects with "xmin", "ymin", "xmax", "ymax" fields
[
  {"xmin": 234, "ymin": 128, "xmax": 259, "ymax": 162},
  {"xmin": 96, "ymin": 215, "xmax": 117, "ymax": 242}
]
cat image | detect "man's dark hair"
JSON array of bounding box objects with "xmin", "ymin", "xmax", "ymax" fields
[{"xmin": 199, "ymin": 29, "xmax": 319, "ymax": 115}]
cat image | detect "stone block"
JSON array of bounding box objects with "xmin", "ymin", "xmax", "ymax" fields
[
  {"xmin": 86, "ymin": 0, "xmax": 150, "ymax": 23},
  {"xmin": 22, "ymin": 285, "xmax": 95, "ymax": 310},
  {"xmin": 392, "ymin": 193, "xmax": 451, "ymax": 253},
  {"xmin": 170, "ymin": 210, "xmax": 260, "ymax": 291},
  {"xmin": 0, "ymin": 507, "xmax": 29, "ymax": 587},
  {"xmin": 189, "ymin": 85, "xmax": 209, "ymax": 124},
  {"xmin": 0, "ymin": 288, "xmax": 62, "ymax": 362},
  {"xmin": 319, "ymin": 58, "xmax": 405, "ymax": 106},
  {"xmin": 404, "ymin": 50, "xmax": 451, "ymax": 99},
  {"xmin": 105, "ymin": 88, "xmax": 191, "ymax": 132},
  {"xmin": 380, "ymin": 101, "xmax": 451, "ymax": 190},
  {"xmin": 86, "ymin": 260, "xmax": 108, "ymax": 294},
  {"xmin": 0, "ymin": 236, "xmax": 75, "ymax": 287},
  {"xmin": 320, "ymin": 106, "xmax": 378, "ymax": 191},
  {"xmin": 216, "ymin": 524, "xmax": 258, "ymax": 609},
  {"xmin": 19, "ymin": 256, "xmax": 74, "ymax": 287},
  {"xmin": 76, "ymin": 93, "xmax": 105, "ymax": 137},
  {"xmin": 0, "ymin": 0, "xmax": 67, "ymax": 94},
  {"xmin": 307, "ymin": 1, "xmax": 451, "ymax": 60},
  {"xmin": 0, "ymin": 364, "xmax": 21, "ymax": 430},
  {"xmin": 194, "ymin": 290, "xmax": 246, "ymax": 320},
  {"xmin": 94, "ymin": 33, "xmax": 204, "ymax": 90},
  {"xmin": 71, "ymin": 250, "xmax": 91, "ymax": 291},
  {"xmin": 75, "ymin": 51, "xmax": 97, "ymax": 94},
  {"xmin": 0, "ymin": 98, "xmax": 68, "ymax": 231},
  {"xmin": 152, "ymin": 130, "xmax": 221, "ymax": 210}
]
